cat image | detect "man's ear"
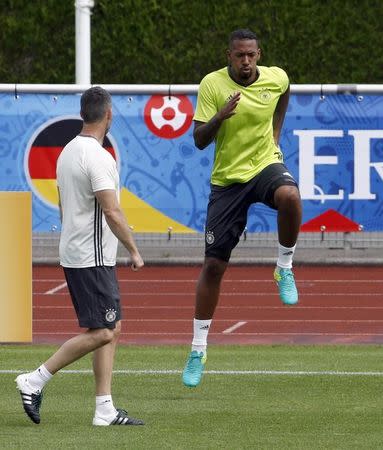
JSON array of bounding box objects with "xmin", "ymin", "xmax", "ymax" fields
[{"xmin": 226, "ymin": 48, "xmax": 231, "ymax": 65}]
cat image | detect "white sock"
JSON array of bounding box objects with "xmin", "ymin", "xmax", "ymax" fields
[
  {"xmin": 95, "ymin": 395, "xmax": 117, "ymax": 418},
  {"xmin": 191, "ymin": 318, "xmax": 212, "ymax": 356},
  {"xmin": 277, "ymin": 244, "xmax": 296, "ymax": 269},
  {"xmin": 27, "ymin": 364, "xmax": 53, "ymax": 391}
]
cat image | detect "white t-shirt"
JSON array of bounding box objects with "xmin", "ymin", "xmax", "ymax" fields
[{"xmin": 56, "ymin": 135, "xmax": 119, "ymax": 268}]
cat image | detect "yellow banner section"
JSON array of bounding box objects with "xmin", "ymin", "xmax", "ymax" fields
[
  {"xmin": 120, "ymin": 187, "xmax": 195, "ymax": 233},
  {"xmin": 31, "ymin": 180, "xmax": 196, "ymax": 233},
  {"xmin": 0, "ymin": 192, "xmax": 32, "ymax": 342}
]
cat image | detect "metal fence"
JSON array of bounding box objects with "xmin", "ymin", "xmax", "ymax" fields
[
  {"xmin": 32, "ymin": 231, "xmax": 383, "ymax": 265},
  {"xmin": 1, "ymin": 83, "xmax": 383, "ymax": 95}
]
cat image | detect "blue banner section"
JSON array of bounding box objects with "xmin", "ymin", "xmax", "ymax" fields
[{"xmin": 0, "ymin": 92, "xmax": 382, "ymax": 232}]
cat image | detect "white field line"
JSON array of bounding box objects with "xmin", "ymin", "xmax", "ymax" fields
[
  {"xmin": 32, "ymin": 305, "xmax": 383, "ymax": 310},
  {"xmin": 33, "ymin": 332, "xmax": 383, "ymax": 336},
  {"xmin": 2, "ymin": 369, "xmax": 383, "ymax": 376},
  {"xmin": 34, "ymin": 292, "xmax": 383, "ymax": 296},
  {"xmin": 44, "ymin": 282, "xmax": 67, "ymax": 295},
  {"xmin": 33, "ymin": 318, "xmax": 383, "ymax": 323},
  {"xmin": 34, "ymin": 279, "xmax": 383, "ymax": 283},
  {"xmin": 222, "ymin": 321, "xmax": 247, "ymax": 334}
]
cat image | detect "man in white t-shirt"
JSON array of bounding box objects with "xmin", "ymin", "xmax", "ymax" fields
[{"xmin": 16, "ymin": 87, "xmax": 145, "ymax": 426}]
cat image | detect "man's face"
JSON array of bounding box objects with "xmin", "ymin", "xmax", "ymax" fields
[{"xmin": 227, "ymin": 39, "xmax": 260, "ymax": 84}]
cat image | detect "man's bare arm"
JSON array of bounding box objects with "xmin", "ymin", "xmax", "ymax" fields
[
  {"xmin": 193, "ymin": 91, "xmax": 241, "ymax": 149},
  {"xmin": 95, "ymin": 189, "xmax": 144, "ymax": 270}
]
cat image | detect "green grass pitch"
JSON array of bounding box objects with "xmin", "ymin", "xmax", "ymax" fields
[{"xmin": 1, "ymin": 345, "xmax": 383, "ymax": 449}]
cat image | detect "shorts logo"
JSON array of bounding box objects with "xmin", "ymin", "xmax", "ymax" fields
[
  {"xmin": 206, "ymin": 231, "xmax": 215, "ymax": 245},
  {"xmin": 105, "ymin": 308, "xmax": 117, "ymax": 323}
]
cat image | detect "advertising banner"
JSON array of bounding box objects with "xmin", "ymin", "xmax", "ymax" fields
[{"xmin": 0, "ymin": 92, "xmax": 382, "ymax": 232}]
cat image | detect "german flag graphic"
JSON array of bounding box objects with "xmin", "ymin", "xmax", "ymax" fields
[
  {"xmin": 27, "ymin": 118, "xmax": 116, "ymax": 207},
  {"xmin": 26, "ymin": 117, "xmax": 195, "ymax": 233}
]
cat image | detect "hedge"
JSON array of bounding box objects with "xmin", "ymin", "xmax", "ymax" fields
[{"xmin": 0, "ymin": 0, "xmax": 382, "ymax": 84}]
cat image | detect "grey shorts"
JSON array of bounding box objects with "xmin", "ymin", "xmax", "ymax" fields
[{"xmin": 63, "ymin": 266, "xmax": 121, "ymax": 329}]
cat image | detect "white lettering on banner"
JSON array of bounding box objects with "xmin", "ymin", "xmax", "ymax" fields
[
  {"xmin": 294, "ymin": 129, "xmax": 383, "ymax": 201},
  {"xmin": 294, "ymin": 130, "xmax": 344, "ymax": 202},
  {"xmin": 348, "ymin": 130, "xmax": 383, "ymax": 200}
]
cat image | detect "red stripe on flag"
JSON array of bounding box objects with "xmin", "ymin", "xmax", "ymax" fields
[
  {"xmin": 105, "ymin": 147, "xmax": 116, "ymax": 159},
  {"xmin": 29, "ymin": 147, "xmax": 63, "ymax": 179},
  {"xmin": 29, "ymin": 146, "xmax": 116, "ymax": 179}
]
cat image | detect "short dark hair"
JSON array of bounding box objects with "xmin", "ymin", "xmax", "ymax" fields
[
  {"xmin": 229, "ymin": 29, "xmax": 258, "ymax": 48},
  {"xmin": 80, "ymin": 86, "xmax": 112, "ymax": 123}
]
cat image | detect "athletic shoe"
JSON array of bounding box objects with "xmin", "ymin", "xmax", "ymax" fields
[
  {"xmin": 15, "ymin": 374, "xmax": 44, "ymax": 424},
  {"xmin": 274, "ymin": 267, "xmax": 298, "ymax": 305},
  {"xmin": 182, "ymin": 351, "xmax": 206, "ymax": 387},
  {"xmin": 93, "ymin": 408, "xmax": 144, "ymax": 426}
]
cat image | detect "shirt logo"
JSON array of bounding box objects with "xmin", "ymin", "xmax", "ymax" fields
[{"xmin": 257, "ymin": 88, "xmax": 272, "ymax": 103}]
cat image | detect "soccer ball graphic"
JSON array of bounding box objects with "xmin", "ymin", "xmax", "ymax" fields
[{"xmin": 144, "ymin": 95, "xmax": 193, "ymax": 139}]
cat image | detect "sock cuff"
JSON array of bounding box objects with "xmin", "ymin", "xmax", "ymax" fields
[
  {"xmin": 277, "ymin": 243, "xmax": 296, "ymax": 269},
  {"xmin": 96, "ymin": 394, "xmax": 113, "ymax": 405},
  {"xmin": 278, "ymin": 243, "xmax": 296, "ymax": 252},
  {"xmin": 192, "ymin": 318, "xmax": 212, "ymax": 347},
  {"xmin": 38, "ymin": 364, "xmax": 53, "ymax": 381},
  {"xmin": 193, "ymin": 318, "xmax": 212, "ymax": 327}
]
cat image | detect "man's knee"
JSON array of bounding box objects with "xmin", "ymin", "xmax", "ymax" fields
[
  {"xmin": 90, "ymin": 327, "xmax": 115, "ymax": 346},
  {"xmin": 113, "ymin": 320, "xmax": 121, "ymax": 339},
  {"xmin": 274, "ymin": 185, "xmax": 301, "ymax": 210},
  {"xmin": 202, "ymin": 257, "xmax": 227, "ymax": 281}
]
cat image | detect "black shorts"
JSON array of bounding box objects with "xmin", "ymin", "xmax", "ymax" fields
[
  {"xmin": 204, "ymin": 163, "xmax": 298, "ymax": 262},
  {"xmin": 63, "ymin": 266, "xmax": 121, "ymax": 329}
]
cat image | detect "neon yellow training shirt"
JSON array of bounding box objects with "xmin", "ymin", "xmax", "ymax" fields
[{"xmin": 193, "ymin": 65, "xmax": 289, "ymax": 186}]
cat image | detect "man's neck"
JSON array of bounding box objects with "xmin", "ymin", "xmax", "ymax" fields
[
  {"xmin": 228, "ymin": 66, "xmax": 259, "ymax": 86},
  {"xmin": 79, "ymin": 126, "xmax": 104, "ymax": 144}
]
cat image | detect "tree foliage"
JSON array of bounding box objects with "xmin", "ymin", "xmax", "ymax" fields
[{"xmin": 0, "ymin": 0, "xmax": 382, "ymax": 84}]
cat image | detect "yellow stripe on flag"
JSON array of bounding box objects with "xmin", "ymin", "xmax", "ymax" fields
[{"xmin": 32, "ymin": 179, "xmax": 59, "ymax": 206}]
